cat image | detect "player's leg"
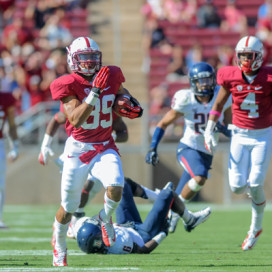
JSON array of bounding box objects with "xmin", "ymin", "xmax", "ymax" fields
[
  {"xmin": 169, "ymin": 144, "xmax": 212, "ymax": 233},
  {"xmin": 176, "ymin": 143, "xmax": 212, "ymax": 202},
  {"xmin": 171, "ymin": 191, "xmax": 211, "ymax": 232},
  {"xmin": 115, "ymin": 179, "xmax": 142, "ymax": 224},
  {"xmin": 136, "ymin": 182, "xmax": 174, "ymax": 242},
  {"xmin": 0, "ymin": 140, "xmax": 7, "ymax": 228},
  {"xmin": 125, "ymin": 177, "xmax": 159, "ymax": 201},
  {"xmin": 242, "ymin": 129, "xmax": 272, "ymax": 250},
  {"xmin": 53, "ymin": 139, "xmax": 90, "ymax": 266},
  {"xmin": 91, "ymin": 149, "xmax": 124, "ymax": 247},
  {"xmin": 175, "ymin": 171, "xmax": 191, "ymax": 196}
]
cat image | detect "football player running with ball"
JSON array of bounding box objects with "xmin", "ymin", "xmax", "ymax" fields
[
  {"xmin": 50, "ymin": 36, "xmax": 143, "ymax": 266},
  {"xmin": 204, "ymin": 36, "xmax": 272, "ymax": 251},
  {"xmin": 146, "ymin": 62, "xmax": 232, "ymax": 232}
]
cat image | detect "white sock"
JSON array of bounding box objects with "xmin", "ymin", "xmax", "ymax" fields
[
  {"xmin": 100, "ymin": 192, "xmax": 119, "ymax": 222},
  {"xmin": 179, "ymin": 194, "xmax": 189, "ymax": 203},
  {"xmin": 141, "ymin": 186, "xmax": 158, "ymax": 202},
  {"xmin": 181, "ymin": 208, "xmax": 193, "ymax": 223},
  {"xmin": 250, "ymin": 201, "xmax": 265, "ymax": 232},
  {"xmin": 54, "ymin": 218, "xmax": 69, "ymax": 251}
]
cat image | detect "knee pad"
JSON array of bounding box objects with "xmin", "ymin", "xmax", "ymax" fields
[
  {"xmin": 188, "ymin": 178, "xmax": 203, "ymax": 192},
  {"xmin": 249, "ymin": 185, "xmax": 265, "ymax": 204},
  {"xmin": 230, "ymin": 184, "xmax": 247, "ymax": 194}
]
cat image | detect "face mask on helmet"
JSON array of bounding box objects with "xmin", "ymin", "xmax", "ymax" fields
[
  {"xmin": 189, "ymin": 62, "xmax": 216, "ymax": 97},
  {"xmin": 235, "ymin": 36, "xmax": 263, "ymax": 73},
  {"xmin": 77, "ymin": 218, "xmax": 107, "ymax": 254},
  {"xmin": 67, "ymin": 37, "xmax": 102, "ymax": 76}
]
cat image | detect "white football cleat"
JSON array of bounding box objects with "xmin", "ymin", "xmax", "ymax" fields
[
  {"xmin": 168, "ymin": 212, "xmax": 180, "ymax": 233},
  {"xmin": 184, "ymin": 207, "xmax": 211, "ymax": 232},
  {"xmin": 99, "ymin": 213, "xmax": 116, "ymax": 247},
  {"xmin": 242, "ymin": 229, "xmax": 263, "ymax": 251},
  {"xmin": 53, "ymin": 248, "xmax": 67, "ymax": 266}
]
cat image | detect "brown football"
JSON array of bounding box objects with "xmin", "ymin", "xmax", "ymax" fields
[{"xmin": 113, "ymin": 94, "xmax": 133, "ymax": 114}]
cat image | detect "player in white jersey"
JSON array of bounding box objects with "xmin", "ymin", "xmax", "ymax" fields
[
  {"xmin": 75, "ymin": 180, "xmax": 211, "ymax": 254},
  {"xmin": 146, "ymin": 62, "xmax": 232, "ymax": 232}
]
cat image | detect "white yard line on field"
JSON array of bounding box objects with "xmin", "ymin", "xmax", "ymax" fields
[
  {"xmin": 0, "ymin": 238, "xmax": 51, "ymax": 243},
  {"xmin": 0, "ymin": 250, "xmax": 83, "ymax": 256},
  {"xmin": 0, "ymin": 267, "xmax": 140, "ymax": 271}
]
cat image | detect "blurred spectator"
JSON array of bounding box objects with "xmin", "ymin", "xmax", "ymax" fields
[
  {"xmin": 142, "ymin": 18, "xmax": 173, "ymax": 73},
  {"xmin": 166, "ymin": 44, "xmax": 187, "ymax": 82},
  {"xmin": 220, "ymin": 0, "xmax": 248, "ymax": 35},
  {"xmin": 216, "ymin": 45, "xmax": 234, "ymax": 67},
  {"xmin": 38, "ymin": 13, "xmax": 72, "ymax": 50},
  {"xmin": 257, "ymin": 0, "xmax": 272, "ymax": 19},
  {"xmin": 185, "ymin": 43, "xmax": 204, "ymax": 70},
  {"xmin": 197, "ymin": 0, "xmax": 221, "ymax": 28},
  {"xmin": 163, "ymin": 0, "xmax": 197, "ymax": 24},
  {"xmin": 149, "ymin": 83, "xmax": 171, "ymax": 116},
  {"xmin": 256, "ymin": 3, "xmax": 272, "ymax": 46},
  {"xmin": 2, "ymin": 17, "xmax": 33, "ymax": 51},
  {"xmin": 25, "ymin": 0, "xmax": 52, "ymax": 29},
  {"xmin": 141, "ymin": 0, "xmax": 165, "ymax": 22}
]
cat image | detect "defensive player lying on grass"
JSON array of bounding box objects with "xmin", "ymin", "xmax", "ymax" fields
[{"xmin": 74, "ymin": 180, "xmax": 211, "ymax": 254}]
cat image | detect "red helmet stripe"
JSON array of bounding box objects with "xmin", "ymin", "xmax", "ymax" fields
[
  {"xmin": 245, "ymin": 36, "xmax": 250, "ymax": 47},
  {"xmin": 84, "ymin": 37, "xmax": 91, "ymax": 47}
]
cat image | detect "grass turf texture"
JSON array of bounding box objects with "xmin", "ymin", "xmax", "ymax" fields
[{"xmin": 0, "ymin": 204, "xmax": 272, "ymax": 271}]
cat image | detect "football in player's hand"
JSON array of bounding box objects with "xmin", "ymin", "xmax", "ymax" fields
[
  {"xmin": 113, "ymin": 94, "xmax": 134, "ymax": 115},
  {"xmin": 113, "ymin": 94, "xmax": 143, "ymax": 119}
]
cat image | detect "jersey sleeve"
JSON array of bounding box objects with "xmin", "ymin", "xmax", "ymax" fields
[
  {"xmin": 217, "ymin": 66, "xmax": 234, "ymax": 89},
  {"xmin": 108, "ymin": 66, "xmax": 125, "ymax": 86},
  {"xmin": 171, "ymin": 89, "xmax": 191, "ymax": 113},
  {"xmin": 50, "ymin": 75, "xmax": 76, "ymax": 101}
]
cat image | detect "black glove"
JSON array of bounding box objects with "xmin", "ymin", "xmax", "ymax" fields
[
  {"xmin": 145, "ymin": 148, "xmax": 159, "ymax": 166},
  {"xmin": 215, "ymin": 122, "xmax": 231, "ymax": 138}
]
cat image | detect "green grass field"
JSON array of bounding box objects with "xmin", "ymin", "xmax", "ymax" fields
[{"xmin": 1, "ymin": 203, "xmax": 272, "ymax": 272}]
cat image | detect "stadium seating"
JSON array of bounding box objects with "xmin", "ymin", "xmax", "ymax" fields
[{"xmin": 148, "ymin": 0, "xmax": 262, "ymax": 94}]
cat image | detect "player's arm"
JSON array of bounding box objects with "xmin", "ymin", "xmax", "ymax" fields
[
  {"xmin": 145, "ymin": 109, "xmax": 183, "ymax": 166},
  {"xmin": 112, "ymin": 116, "xmax": 128, "ymax": 143},
  {"xmin": 132, "ymin": 232, "xmax": 167, "ymax": 254},
  {"xmin": 215, "ymin": 105, "xmax": 232, "ymax": 138},
  {"xmin": 38, "ymin": 111, "xmax": 66, "ymax": 165},
  {"xmin": 6, "ymin": 105, "xmax": 19, "ymax": 162},
  {"xmin": 63, "ymin": 66, "xmax": 110, "ymax": 128},
  {"xmin": 205, "ymin": 85, "xmax": 231, "ymax": 153},
  {"xmin": 208, "ymin": 85, "xmax": 231, "ymax": 123}
]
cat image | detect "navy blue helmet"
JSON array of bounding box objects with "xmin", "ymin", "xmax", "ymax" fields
[
  {"xmin": 77, "ymin": 218, "xmax": 107, "ymax": 254},
  {"xmin": 189, "ymin": 62, "xmax": 216, "ymax": 97}
]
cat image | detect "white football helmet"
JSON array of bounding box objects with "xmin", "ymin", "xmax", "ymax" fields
[
  {"xmin": 66, "ymin": 37, "xmax": 102, "ymax": 76},
  {"xmin": 235, "ymin": 36, "xmax": 264, "ymax": 72}
]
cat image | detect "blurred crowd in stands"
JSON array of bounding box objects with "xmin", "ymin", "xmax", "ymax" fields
[
  {"xmin": 1, "ymin": 0, "xmax": 271, "ymax": 142},
  {"xmin": 141, "ymin": 0, "xmax": 271, "ymax": 139},
  {"xmin": 0, "ymin": 0, "xmax": 89, "ymax": 114}
]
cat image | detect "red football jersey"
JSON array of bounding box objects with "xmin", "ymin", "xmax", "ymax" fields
[
  {"xmin": 50, "ymin": 66, "xmax": 125, "ymax": 142},
  {"xmin": 217, "ymin": 66, "xmax": 272, "ymax": 129},
  {"xmin": 0, "ymin": 92, "xmax": 16, "ymax": 139}
]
